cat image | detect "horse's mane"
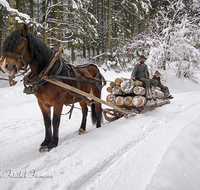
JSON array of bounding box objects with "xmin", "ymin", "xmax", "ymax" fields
[{"xmin": 2, "ymin": 29, "xmax": 53, "ymax": 69}]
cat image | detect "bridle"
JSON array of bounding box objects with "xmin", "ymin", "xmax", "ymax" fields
[{"xmin": 4, "ymin": 37, "xmax": 28, "ymax": 71}]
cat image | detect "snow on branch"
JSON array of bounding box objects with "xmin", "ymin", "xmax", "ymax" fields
[{"xmin": 0, "ymin": 0, "xmax": 30, "ymax": 23}]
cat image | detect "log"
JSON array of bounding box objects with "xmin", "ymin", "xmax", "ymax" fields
[
  {"xmin": 155, "ymin": 90, "xmax": 164, "ymax": 99},
  {"xmin": 133, "ymin": 86, "xmax": 145, "ymax": 95},
  {"xmin": 156, "ymin": 87, "xmax": 161, "ymax": 91},
  {"xmin": 134, "ymin": 80, "xmax": 143, "ymax": 86},
  {"xmin": 115, "ymin": 78, "xmax": 122, "ymax": 86},
  {"xmin": 124, "ymin": 96, "xmax": 133, "ymax": 106},
  {"xmin": 156, "ymin": 99, "xmax": 170, "ymax": 106},
  {"xmin": 115, "ymin": 96, "xmax": 124, "ymax": 106},
  {"xmin": 106, "ymin": 94, "xmax": 115, "ymax": 104},
  {"xmin": 121, "ymin": 79, "xmax": 134, "ymax": 94},
  {"xmin": 132, "ymin": 96, "xmax": 146, "ymax": 107},
  {"xmin": 110, "ymin": 81, "xmax": 115, "ymax": 88},
  {"xmin": 106, "ymin": 86, "xmax": 113, "ymax": 93},
  {"xmin": 145, "ymin": 100, "xmax": 156, "ymax": 107},
  {"xmin": 112, "ymin": 86, "xmax": 122, "ymax": 95}
]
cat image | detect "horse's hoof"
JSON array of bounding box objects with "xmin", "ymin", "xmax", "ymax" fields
[
  {"xmin": 39, "ymin": 146, "xmax": 53, "ymax": 153},
  {"xmin": 39, "ymin": 146, "xmax": 48, "ymax": 153},
  {"xmin": 78, "ymin": 128, "xmax": 85, "ymax": 135}
]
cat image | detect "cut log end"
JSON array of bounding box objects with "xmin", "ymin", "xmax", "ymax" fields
[
  {"xmin": 133, "ymin": 86, "xmax": 145, "ymax": 95},
  {"xmin": 110, "ymin": 81, "xmax": 115, "ymax": 88},
  {"xmin": 132, "ymin": 96, "xmax": 146, "ymax": 107},
  {"xmin": 106, "ymin": 86, "xmax": 113, "ymax": 93},
  {"xmin": 115, "ymin": 96, "xmax": 124, "ymax": 106},
  {"xmin": 124, "ymin": 96, "xmax": 133, "ymax": 106},
  {"xmin": 112, "ymin": 86, "xmax": 122, "ymax": 95},
  {"xmin": 106, "ymin": 94, "xmax": 115, "ymax": 103},
  {"xmin": 115, "ymin": 78, "xmax": 122, "ymax": 86}
]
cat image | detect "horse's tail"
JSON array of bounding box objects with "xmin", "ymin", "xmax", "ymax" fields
[{"xmin": 91, "ymin": 102, "xmax": 103, "ymax": 127}]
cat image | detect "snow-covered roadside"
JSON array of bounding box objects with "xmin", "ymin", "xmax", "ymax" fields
[
  {"xmin": 146, "ymin": 116, "xmax": 200, "ymax": 190},
  {"xmin": 0, "ymin": 70, "xmax": 200, "ymax": 190}
]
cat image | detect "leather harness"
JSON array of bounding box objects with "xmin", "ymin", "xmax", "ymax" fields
[{"xmin": 5, "ymin": 38, "xmax": 106, "ymax": 118}]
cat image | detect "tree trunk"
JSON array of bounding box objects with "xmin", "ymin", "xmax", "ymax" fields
[
  {"xmin": 54, "ymin": 0, "xmax": 58, "ymax": 45},
  {"xmin": 9, "ymin": 0, "xmax": 15, "ymax": 35},
  {"xmin": 107, "ymin": 0, "xmax": 111, "ymax": 50},
  {"xmin": 16, "ymin": 0, "xmax": 21, "ymax": 29},
  {"xmin": 44, "ymin": 0, "xmax": 49, "ymax": 44},
  {"xmin": 29, "ymin": 0, "xmax": 34, "ymax": 33},
  {"xmin": 83, "ymin": 35, "xmax": 86, "ymax": 58},
  {"xmin": 0, "ymin": 29, "xmax": 2, "ymax": 54},
  {"xmin": 8, "ymin": 0, "xmax": 16, "ymax": 86},
  {"xmin": 60, "ymin": 1, "xmax": 63, "ymax": 43},
  {"xmin": 71, "ymin": 43, "xmax": 75, "ymax": 63}
]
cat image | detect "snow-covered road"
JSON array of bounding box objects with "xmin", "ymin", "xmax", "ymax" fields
[{"xmin": 1, "ymin": 70, "xmax": 200, "ymax": 190}]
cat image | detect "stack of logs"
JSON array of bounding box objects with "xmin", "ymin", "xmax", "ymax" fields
[{"xmin": 106, "ymin": 78, "xmax": 170, "ymax": 108}]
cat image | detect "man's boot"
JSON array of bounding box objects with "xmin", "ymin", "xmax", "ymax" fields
[
  {"xmin": 146, "ymin": 87, "xmax": 152, "ymax": 100},
  {"xmin": 151, "ymin": 86, "xmax": 156, "ymax": 100}
]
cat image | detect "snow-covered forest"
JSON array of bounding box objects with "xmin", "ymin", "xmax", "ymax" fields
[
  {"xmin": 1, "ymin": 1, "xmax": 200, "ymax": 190},
  {"xmin": 0, "ymin": 0, "xmax": 200, "ymax": 80}
]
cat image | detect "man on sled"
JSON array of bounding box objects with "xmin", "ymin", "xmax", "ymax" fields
[
  {"xmin": 152, "ymin": 70, "xmax": 173, "ymax": 99},
  {"xmin": 131, "ymin": 55, "xmax": 158, "ymax": 100}
]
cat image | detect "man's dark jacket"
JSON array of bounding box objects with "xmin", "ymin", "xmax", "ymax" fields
[
  {"xmin": 131, "ymin": 63, "xmax": 149, "ymax": 79},
  {"xmin": 152, "ymin": 75, "xmax": 165, "ymax": 89}
]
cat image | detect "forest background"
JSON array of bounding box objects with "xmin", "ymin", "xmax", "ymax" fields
[{"xmin": 0, "ymin": 0, "xmax": 200, "ymax": 85}]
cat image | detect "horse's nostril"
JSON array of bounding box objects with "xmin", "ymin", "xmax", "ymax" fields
[{"xmin": 5, "ymin": 62, "xmax": 9, "ymax": 69}]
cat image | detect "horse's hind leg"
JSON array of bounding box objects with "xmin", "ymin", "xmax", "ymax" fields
[
  {"xmin": 96, "ymin": 103, "xmax": 102, "ymax": 128},
  {"xmin": 78, "ymin": 100, "xmax": 88, "ymax": 134},
  {"xmin": 91, "ymin": 87, "xmax": 103, "ymax": 128},
  {"xmin": 91, "ymin": 102, "xmax": 102, "ymax": 128}
]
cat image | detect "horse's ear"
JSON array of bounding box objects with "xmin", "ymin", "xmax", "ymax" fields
[{"xmin": 21, "ymin": 24, "xmax": 28, "ymax": 38}]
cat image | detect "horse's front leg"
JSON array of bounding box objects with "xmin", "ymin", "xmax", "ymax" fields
[
  {"xmin": 47, "ymin": 103, "xmax": 63, "ymax": 150},
  {"xmin": 38, "ymin": 101, "xmax": 52, "ymax": 152}
]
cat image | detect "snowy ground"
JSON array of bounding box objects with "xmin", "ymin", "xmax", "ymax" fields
[{"xmin": 0, "ymin": 69, "xmax": 200, "ymax": 190}]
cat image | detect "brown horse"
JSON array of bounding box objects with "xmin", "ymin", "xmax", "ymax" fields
[{"xmin": 0, "ymin": 24, "xmax": 105, "ymax": 152}]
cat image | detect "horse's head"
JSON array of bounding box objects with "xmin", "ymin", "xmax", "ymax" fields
[{"xmin": 0, "ymin": 24, "xmax": 29, "ymax": 76}]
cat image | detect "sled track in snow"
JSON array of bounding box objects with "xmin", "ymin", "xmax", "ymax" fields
[
  {"xmin": 1, "ymin": 91, "xmax": 200, "ymax": 190},
  {"xmin": 76, "ymin": 92, "xmax": 200, "ymax": 190},
  {"xmin": 66, "ymin": 126, "xmax": 157, "ymax": 190}
]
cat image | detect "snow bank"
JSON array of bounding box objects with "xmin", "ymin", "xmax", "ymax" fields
[{"xmin": 147, "ymin": 116, "xmax": 200, "ymax": 190}]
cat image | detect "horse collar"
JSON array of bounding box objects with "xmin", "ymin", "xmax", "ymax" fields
[{"xmin": 23, "ymin": 59, "xmax": 63, "ymax": 94}]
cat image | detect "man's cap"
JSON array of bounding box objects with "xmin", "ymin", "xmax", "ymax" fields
[
  {"xmin": 139, "ymin": 55, "xmax": 147, "ymax": 59},
  {"xmin": 154, "ymin": 70, "xmax": 161, "ymax": 76}
]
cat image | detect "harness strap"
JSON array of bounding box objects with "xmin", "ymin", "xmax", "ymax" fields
[
  {"xmin": 24, "ymin": 60, "xmax": 63, "ymax": 86},
  {"xmin": 75, "ymin": 66, "xmax": 107, "ymax": 90},
  {"xmin": 42, "ymin": 45, "xmax": 64, "ymax": 76},
  {"xmin": 5, "ymin": 39, "xmax": 28, "ymax": 71},
  {"xmin": 69, "ymin": 96, "xmax": 75, "ymax": 119}
]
